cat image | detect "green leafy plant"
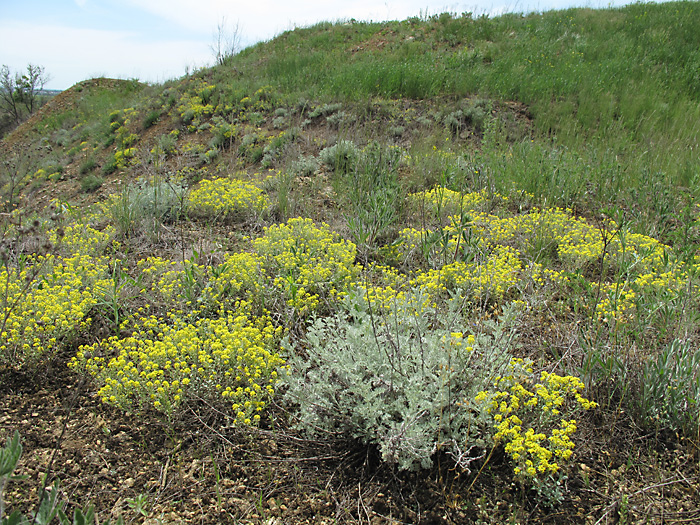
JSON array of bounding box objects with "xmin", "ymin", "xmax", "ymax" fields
[
  {"xmin": 125, "ymin": 493, "xmax": 149, "ymax": 518},
  {"xmin": 101, "ymin": 154, "xmax": 118, "ymax": 175},
  {"xmin": 79, "ymin": 157, "xmax": 97, "ymax": 175},
  {"xmin": 142, "ymin": 109, "xmax": 160, "ymax": 130},
  {"xmin": 343, "ymin": 142, "xmax": 404, "ymax": 259},
  {"xmin": 80, "ymin": 174, "xmax": 103, "ymax": 193}
]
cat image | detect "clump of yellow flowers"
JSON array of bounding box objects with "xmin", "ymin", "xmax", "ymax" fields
[
  {"xmin": 475, "ymin": 359, "xmax": 597, "ymax": 482},
  {"xmin": 395, "ymin": 188, "xmax": 689, "ymax": 329},
  {"xmin": 174, "ymin": 79, "xmax": 217, "ymax": 130},
  {"xmin": 0, "ymin": 252, "xmax": 109, "ymax": 367},
  {"xmin": 407, "ymin": 187, "xmax": 508, "ymax": 222},
  {"xmin": 253, "ymin": 218, "xmax": 359, "ymax": 315},
  {"xmin": 189, "ymin": 177, "xmax": 270, "ymax": 221},
  {"xmin": 70, "ymin": 303, "xmax": 284, "ymax": 425}
]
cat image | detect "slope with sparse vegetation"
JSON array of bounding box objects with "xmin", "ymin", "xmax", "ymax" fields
[{"xmin": 1, "ymin": 2, "xmax": 699, "ymax": 523}]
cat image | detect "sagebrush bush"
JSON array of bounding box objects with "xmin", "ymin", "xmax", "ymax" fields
[
  {"xmin": 290, "ymin": 155, "xmax": 319, "ymax": 177},
  {"xmin": 319, "ymin": 139, "xmax": 360, "ymax": 174},
  {"xmin": 80, "ymin": 174, "xmax": 104, "ymax": 193},
  {"xmin": 104, "ymin": 178, "xmax": 187, "ymax": 238},
  {"xmin": 281, "ymin": 289, "xmax": 518, "ymax": 470}
]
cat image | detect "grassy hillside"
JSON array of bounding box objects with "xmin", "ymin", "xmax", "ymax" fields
[{"xmin": 1, "ymin": 2, "xmax": 699, "ymax": 523}]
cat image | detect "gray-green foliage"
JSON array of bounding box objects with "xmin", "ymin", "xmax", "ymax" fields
[
  {"xmin": 281, "ymin": 289, "xmax": 518, "ymax": 471},
  {"xmin": 308, "ymin": 102, "xmax": 343, "ymax": 119},
  {"xmin": 290, "ymin": 155, "xmax": 319, "ymax": 177},
  {"xmin": 106, "ymin": 178, "xmax": 187, "ymax": 238},
  {"xmin": 638, "ymin": 339, "xmax": 700, "ymax": 435},
  {"xmin": 156, "ymin": 133, "xmax": 177, "ymax": 156},
  {"xmin": 326, "ymin": 111, "xmax": 355, "ymax": 129},
  {"xmin": 319, "ymin": 139, "xmax": 360, "ymax": 174},
  {"xmin": 0, "ymin": 432, "xmax": 23, "ymax": 522},
  {"xmin": 344, "ymin": 142, "xmax": 403, "ymax": 256}
]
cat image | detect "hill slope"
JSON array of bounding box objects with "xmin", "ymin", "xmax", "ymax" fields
[{"xmin": 1, "ymin": 2, "xmax": 699, "ymax": 523}]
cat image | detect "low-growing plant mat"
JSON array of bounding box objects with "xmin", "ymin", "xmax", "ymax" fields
[{"xmin": 0, "ymin": 352, "xmax": 698, "ymax": 524}]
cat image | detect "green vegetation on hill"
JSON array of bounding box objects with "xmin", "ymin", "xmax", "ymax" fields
[{"xmin": 1, "ymin": 2, "xmax": 699, "ymax": 523}]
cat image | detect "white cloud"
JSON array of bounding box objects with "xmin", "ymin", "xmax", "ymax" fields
[{"xmin": 0, "ymin": 21, "xmax": 211, "ymax": 89}]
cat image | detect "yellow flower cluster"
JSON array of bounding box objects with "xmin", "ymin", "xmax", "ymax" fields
[
  {"xmin": 0, "ymin": 252, "xmax": 108, "ymax": 367},
  {"xmin": 175, "ymin": 79, "xmax": 217, "ymax": 130},
  {"xmin": 353, "ymin": 263, "xmax": 429, "ymax": 315},
  {"xmin": 248, "ymin": 85, "xmax": 277, "ymax": 112},
  {"xmin": 114, "ymin": 148, "xmax": 136, "ymax": 169},
  {"xmin": 204, "ymin": 252, "xmax": 265, "ymax": 306},
  {"xmin": 110, "ymin": 107, "xmax": 140, "ymax": 169},
  {"xmin": 475, "ymin": 362, "xmax": 597, "ymax": 481},
  {"xmin": 50, "ymin": 221, "xmax": 116, "ymax": 257},
  {"xmin": 407, "ymin": 187, "xmax": 508, "ymax": 221},
  {"xmin": 393, "ymin": 200, "xmax": 688, "ymax": 327},
  {"xmin": 70, "ymin": 305, "xmax": 284, "ymax": 424},
  {"xmin": 412, "ymin": 244, "xmax": 522, "ymax": 302},
  {"xmin": 189, "ymin": 177, "xmax": 269, "ymax": 221},
  {"xmin": 253, "ymin": 218, "xmax": 359, "ymax": 315},
  {"xmin": 136, "ymin": 256, "xmax": 206, "ymax": 306}
]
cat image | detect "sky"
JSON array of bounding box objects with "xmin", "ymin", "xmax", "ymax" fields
[{"xmin": 1, "ymin": 0, "xmax": 654, "ymax": 90}]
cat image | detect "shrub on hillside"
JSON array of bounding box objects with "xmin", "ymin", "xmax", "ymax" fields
[
  {"xmin": 319, "ymin": 140, "xmax": 360, "ymax": 174},
  {"xmin": 281, "ymin": 289, "xmax": 516, "ymax": 470}
]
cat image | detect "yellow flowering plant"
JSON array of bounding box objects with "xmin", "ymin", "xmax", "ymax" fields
[
  {"xmin": 406, "ymin": 186, "xmax": 508, "ymax": 226},
  {"xmin": 174, "ymin": 79, "xmax": 217, "ymax": 130},
  {"xmin": 0, "ymin": 252, "xmax": 109, "ymax": 367},
  {"xmin": 70, "ymin": 304, "xmax": 284, "ymax": 425},
  {"xmin": 188, "ymin": 177, "xmax": 269, "ymax": 222},
  {"xmin": 253, "ymin": 218, "xmax": 360, "ymax": 316},
  {"xmin": 202, "ymin": 251, "xmax": 265, "ymax": 310},
  {"xmin": 475, "ymin": 358, "xmax": 597, "ymax": 486}
]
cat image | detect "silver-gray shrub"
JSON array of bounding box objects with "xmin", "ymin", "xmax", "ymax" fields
[
  {"xmin": 290, "ymin": 155, "xmax": 320, "ymax": 177},
  {"xmin": 281, "ymin": 288, "xmax": 518, "ymax": 471},
  {"xmin": 107, "ymin": 178, "xmax": 187, "ymax": 238},
  {"xmin": 319, "ymin": 139, "xmax": 360, "ymax": 174}
]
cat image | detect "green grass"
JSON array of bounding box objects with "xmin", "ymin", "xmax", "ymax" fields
[{"xmin": 213, "ymin": 2, "xmax": 699, "ymax": 232}]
